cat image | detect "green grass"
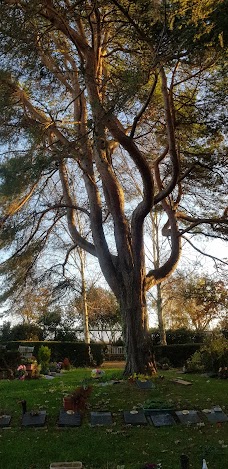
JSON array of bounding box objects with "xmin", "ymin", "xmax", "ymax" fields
[{"xmin": 0, "ymin": 368, "xmax": 227, "ymax": 468}]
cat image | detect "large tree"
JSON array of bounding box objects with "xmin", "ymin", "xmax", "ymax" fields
[
  {"xmin": 162, "ymin": 273, "xmax": 228, "ymax": 331},
  {"xmin": 0, "ymin": 0, "xmax": 227, "ymax": 374}
]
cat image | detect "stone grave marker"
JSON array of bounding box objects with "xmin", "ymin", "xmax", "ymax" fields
[
  {"xmin": 202, "ymin": 406, "xmax": 228, "ymax": 424},
  {"xmin": 90, "ymin": 411, "xmax": 113, "ymax": 426},
  {"xmin": 145, "ymin": 409, "xmax": 176, "ymax": 427},
  {"xmin": 123, "ymin": 410, "xmax": 148, "ymax": 425},
  {"xmin": 175, "ymin": 410, "xmax": 201, "ymax": 425},
  {"xmin": 0, "ymin": 414, "xmax": 11, "ymax": 428},
  {"xmin": 22, "ymin": 410, "xmax": 47, "ymax": 427},
  {"xmin": 58, "ymin": 410, "xmax": 82, "ymax": 427},
  {"xmin": 136, "ymin": 380, "xmax": 155, "ymax": 390}
]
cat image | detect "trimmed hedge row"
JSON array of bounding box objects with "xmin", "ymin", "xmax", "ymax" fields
[
  {"xmin": 3, "ymin": 341, "xmax": 202, "ymax": 368},
  {"xmin": 4, "ymin": 341, "xmax": 104, "ymax": 367},
  {"xmin": 154, "ymin": 343, "xmax": 203, "ymax": 367},
  {"xmin": 151, "ymin": 328, "xmax": 206, "ymax": 345}
]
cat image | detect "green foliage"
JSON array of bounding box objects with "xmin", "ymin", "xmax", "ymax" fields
[
  {"xmin": 5, "ymin": 341, "xmax": 104, "ymax": 367},
  {"xmin": 0, "ymin": 0, "xmax": 227, "ymax": 376},
  {"xmin": 0, "ymin": 368, "xmax": 228, "ymax": 468},
  {"xmin": 185, "ymin": 350, "xmax": 205, "ymax": 373},
  {"xmin": 37, "ymin": 344, "xmax": 51, "ymax": 367},
  {"xmin": 154, "ymin": 343, "xmax": 202, "ymax": 367},
  {"xmin": 8, "ymin": 323, "xmax": 44, "ymax": 341},
  {"xmin": 0, "ymin": 348, "xmax": 20, "ymax": 370},
  {"xmin": 187, "ymin": 335, "xmax": 228, "ymax": 373}
]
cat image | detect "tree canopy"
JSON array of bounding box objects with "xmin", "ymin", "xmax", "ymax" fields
[
  {"xmin": 0, "ymin": 0, "xmax": 227, "ymax": 374},
  {"xmin": 162, "ymin": 272, "xmax": 228, "ymax": 331}
]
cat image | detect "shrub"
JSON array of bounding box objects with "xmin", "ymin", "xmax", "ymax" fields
[
  {"xmin": 185, "ymin": 350, "xmax": 204, "ymax": 373},
  {"xmin": 187, "ymin": 336, "xmax": 228, "ymax": 373},
  {"xmin": 38, "ymin": 345, "xmax": 51, "ymax": 374}
]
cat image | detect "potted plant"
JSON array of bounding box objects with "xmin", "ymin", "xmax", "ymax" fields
[{"xmin": 63, "ymin": 385, "xmax": 92, "ymax": 413}]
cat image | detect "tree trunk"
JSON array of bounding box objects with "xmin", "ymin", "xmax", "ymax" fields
[
  {"xmin": 151, "ymin": 209, "xmax": 167, "ymax": 345},
  {"xmin": 78, "ymin": 249, "xmax": 94, "ymax": 365},
  {"xmin": 156, "ymin": 283, "xmax": 167, "ymax": 345},
  {"xmin": 120, "ymin": 281, "xmax": 156, "ymax": 376}
]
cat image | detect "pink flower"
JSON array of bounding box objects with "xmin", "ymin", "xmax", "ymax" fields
[{"xmin": 17, "ymin": 365, "xmax": 26, "ymax": 371}]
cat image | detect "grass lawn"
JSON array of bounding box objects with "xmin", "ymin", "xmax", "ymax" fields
[{"xmin": 0, "ymin": 367, "xmax": 227, "ymax": 469}]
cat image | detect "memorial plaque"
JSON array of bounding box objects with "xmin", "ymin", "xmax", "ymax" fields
[
  {"xmin": 136, "ymin": 380, "xmax": 155, "ymax": 390},
  {"xmin": 175, "ymin": 410, "xmax": 201, "ymax": 425},
  {"xmin": 123, "ymin": 410, "xmax": 148, "ymax": 425},
  {"xmin": 0, "ymin": 414, "xmax": 11, "ymax": 427},
  {"xmin": 90, "ymin": 411, "xmax": 113, "ymax": 426},
  {"xmin": 58, "ymin": 410, "xmax": 81, "ymax": 427},
  {"xmin": 145, "ymin": 410, "xmax": 176, "ymax": 427},
  {"xmin": 202, "ymin": 407, "xmax": 228, "ymax": 424},
  {"xmin": 22, "ymin": 410, "xmax": 47, "ymax": 427}
]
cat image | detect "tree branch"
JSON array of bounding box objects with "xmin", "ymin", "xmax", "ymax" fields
[{"xmin": 182, "ymin": 235, "xmax": 228, "ymax": 266}]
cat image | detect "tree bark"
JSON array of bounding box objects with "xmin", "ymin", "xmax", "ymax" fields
[
  {"xmin": 156, "ymin": 283, "xmax": 167, "ymax": 345},
  {"xmin": 119, "ymin": 276, "xmax": 156, "ymax": 376}
]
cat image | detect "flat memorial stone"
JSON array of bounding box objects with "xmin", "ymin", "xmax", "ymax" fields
[
  {"xmin": 58, "ymin": 410, "xmax": 81, "ymax": 427},
  {"xmin": 175, "ymin": 410, "xmax": 201, "ymax": 425},
  {"xmin": 22, "ymin": 410, "xmax": 47, "ymax": 427},
  {"xmin": 0, "ymin": 414, "xmax": 11, "ymax": 427},
  {"xmin": 202, "ymin": 407, "xmax": 228, "ymax": 424},
  {"xmin": 145, "ymin": 410, "xmax": 176, "ymax": 427},
  {"xmin": 136, "ymin": 380, "xmax": 155, "ymax": 390},
  {"xmin": 123, "ymin": 410, "xmax": 148, "ymax": 425},
  {"xmin": 90, "ymin": 411, "xmax": 113, "ymax": 426}
]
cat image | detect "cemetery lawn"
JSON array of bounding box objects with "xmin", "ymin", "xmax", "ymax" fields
[{"xmin": 0, "ymin": 368, "xmax": 227, "ymax": 469}]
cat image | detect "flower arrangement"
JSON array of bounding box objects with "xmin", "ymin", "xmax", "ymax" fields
[
  {"xmin": 91, "ymin": 368, "xmax": 105, "ymax": 379},
  {"xmin": 24, "ymin": 356, "xmax": 37, "ymax": 365},
  {"xmin": 128, "ymin": 373, "xmax": 151, "ymax": 384},
  {"xmin": 15, "ymin": 364, "xmax": 27, "ymax": 380}
]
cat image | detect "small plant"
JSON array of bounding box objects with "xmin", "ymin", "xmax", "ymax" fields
[
  {"xmin": 62, "ymin": 357, "xmax": 71, "ymax": 370},
  {"xmin": 49, "ymin": 362, "xmax": 61, "ymax": 372},
  {"xmin": 38, "ymin": 345, "xmax": 51, "ymax": 374}
]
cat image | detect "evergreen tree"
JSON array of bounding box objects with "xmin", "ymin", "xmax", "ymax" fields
[{"xmin": 0, "ymin": 0, "xmax": 227, "ymax": 374}]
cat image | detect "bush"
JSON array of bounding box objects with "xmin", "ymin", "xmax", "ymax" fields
[
  {"xmin": 38, "ymin": 345, "xmax": 51, "ymax": 373},
  {"xmin": 0, "ymin": 348, "xmax": 21, "ymax": 369},
  {"xmin": 186, "ymin": 336, "xmax": 228, "ymax": 373}
]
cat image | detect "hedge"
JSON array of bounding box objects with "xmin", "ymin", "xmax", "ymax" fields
[
  {"xmin": 151, "ymin": 328, "xmax": 206, "ymax": 345},
  {"xmin": 3, "ymin": 341, "xmax": 104, "ymax": 367},
  {"xmin": 154, "ymin": 343, "xmax": 203, "ymax": 367}
]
